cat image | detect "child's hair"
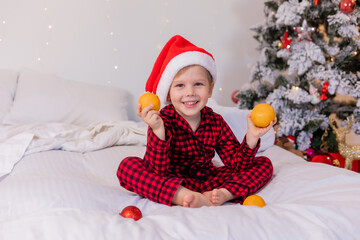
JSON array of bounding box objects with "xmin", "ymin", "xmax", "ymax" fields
[{"xmin": 175, "ymin": 65, "xmax": 213, "ymax": 84}]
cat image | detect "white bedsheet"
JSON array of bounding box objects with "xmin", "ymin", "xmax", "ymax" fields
[
  {"xmin": 1, "ymin": 143, "xmax": 360, "ymax": 240},
  {"xmin": 0, "ymin": 121, "xmax": 147, "ymax": 177}
]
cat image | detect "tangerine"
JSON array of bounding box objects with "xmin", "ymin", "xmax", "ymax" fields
[
  {"xmin": 138, "ymin": 92, "xmax": 161, "ymax": 111},
  {"xmin": 243, "ymin": 195, "xmax": 266, "ymax": 208},
  {"xmin": 250, "ymin": 103, "xmax": 275, "ymax": 128}
]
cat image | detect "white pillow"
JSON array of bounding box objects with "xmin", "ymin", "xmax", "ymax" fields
[
  {"xmin": 0, "ymin": 69, "xmax": 18, "ymax": 123},
  {"xmin": 3, "ymin": 70, "xmax": 129, "ymax": 126},
  {"xmin": 207, "ymin": 98, "xmax": 275, "ymax": 152}
]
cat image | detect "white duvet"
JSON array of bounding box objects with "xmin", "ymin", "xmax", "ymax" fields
[
  {"xmin": 0, "ymin": 121, "xmax": 147, "ymax": 177},
  {"xmin": 1, "ymin": 122, "xmax": 360, "ymax": 239}
]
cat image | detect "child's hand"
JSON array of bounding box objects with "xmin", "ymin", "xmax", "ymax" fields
[
  {"xmin": 245, "ymin": 113, "xmax": 277, "ymax": 149},
  {"xmin": 137, "ymin": 103, "xmax": 165, "ymax": 140}
]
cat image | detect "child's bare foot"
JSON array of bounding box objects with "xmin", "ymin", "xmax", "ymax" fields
[
  {"xmin": 172, "ymin": 186, "xmax": 212, "ymax": 208},
  {"xmin": 183, "ymin": 192, "xmax": 212, "ymax": 208},
  {"xmin": 203, "ymin": 188, "xmax": 235, "ymax": 206}
]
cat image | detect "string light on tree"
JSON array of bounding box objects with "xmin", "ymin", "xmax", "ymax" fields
[{"xmin": 291, "ymin": 86, "xmax": 299, "ymax": 92}]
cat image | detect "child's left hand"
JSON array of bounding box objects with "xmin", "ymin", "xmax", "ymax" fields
[{"xmin": 245, "ymin": 114, "xmax": 277, "ymax": 149}]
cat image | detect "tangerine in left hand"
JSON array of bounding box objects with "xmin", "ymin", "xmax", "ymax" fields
[
  {"xmin": 250, "ymin": 103, "xmax": 275, "ymax": 128},
  {"xmin": 138, "ymin": 92, "xmax": 161, "ymax": 111}
]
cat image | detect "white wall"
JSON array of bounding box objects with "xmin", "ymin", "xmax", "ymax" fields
[{"xmin": 0, "ymin": 0, "xmax": 264, "ymax": 118}]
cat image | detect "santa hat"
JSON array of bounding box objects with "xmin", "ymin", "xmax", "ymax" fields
[{"xmin": 145, "ymin": 35, "xmax": 216, "ymax": 106}]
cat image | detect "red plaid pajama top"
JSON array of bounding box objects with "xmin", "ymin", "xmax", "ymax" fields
[{"xmin": 117, "ymin": 105, "xmax": 273, "ymax": 206}]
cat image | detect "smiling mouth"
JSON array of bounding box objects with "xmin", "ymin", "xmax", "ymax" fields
[{"xmin": 183, "ymin": 101, "xmax": 198, "ymax": 105}]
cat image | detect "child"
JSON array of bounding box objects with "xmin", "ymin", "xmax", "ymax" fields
[{"xmin": 117, "ymin": 35, "xmax": 275, "ymax": 208}]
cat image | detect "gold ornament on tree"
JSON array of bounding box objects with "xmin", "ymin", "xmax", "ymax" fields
[{"xmin": 328, "ymin": 115, "xmax": 360, "ymax": 170}]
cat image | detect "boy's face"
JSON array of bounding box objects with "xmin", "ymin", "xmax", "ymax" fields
[{"xmin": 168, "ymin": 65, "xmax": 214, "ymax": 121}]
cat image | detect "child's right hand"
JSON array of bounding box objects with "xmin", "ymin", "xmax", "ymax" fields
[{"xmin": 137, "ymin": 103, "xmax": 165, "ymax": 140}]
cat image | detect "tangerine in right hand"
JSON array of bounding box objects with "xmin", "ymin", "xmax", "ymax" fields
[{"xmin": 138, "ymin": 92, "xmax": 161, "ymax": 111}]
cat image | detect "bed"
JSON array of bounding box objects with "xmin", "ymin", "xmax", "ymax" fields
[{"xmin": 1, "ymin": 69, "xmax": 360, "ymax": 240}]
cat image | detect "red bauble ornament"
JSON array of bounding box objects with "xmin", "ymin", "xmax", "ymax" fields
[
  {"xmin": 119, "ymin": 206, "xmax": 142, "ymax": 221},
  {"xmin": 306, "ymin": 148, "xmax": 317, "ymax": 158},
  {"xmin": 320, "ymin": 81, "xmax": 329, "ymax": 100},
  {"xmin": 311, "ymin": 154, "xmax": 333, "ymax": 165},
  {"xmin": 327, "ymin": 152, "xmax": 345, "ymax": 167},
  {"xmin": 327, "ymin": 152, "xmax": 360, "ymax": 172},
  {"xmin": 321, "ymin": 88, "xmax": 328, "ymax": 94},
  {"xmin": 231, "ymin": 90, "xmax": 240, "ymax": 104},
  {"xmin": 339, "ymin": 0, "xmax": 356, "ymax": 14},
  {"xmin": 320, "ymin": 94, "xmax": 328, "ymax": 100}
]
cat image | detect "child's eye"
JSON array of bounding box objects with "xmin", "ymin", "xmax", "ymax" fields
[
  {"xmin": 175, "ymin": 84, "xmax": 184, "ymax": 88},
  {"xmin": 194, "ymin": 82, "xmax": 204, "ymax": 86}
]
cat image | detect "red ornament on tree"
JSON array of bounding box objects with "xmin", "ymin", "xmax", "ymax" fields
[
  {"xmin": 231, "ymin": 90, "xmax": 240, "ymax": 104},
  {"xmin": 281, "ymin": 31, "xmax": 292, "ymax": 51},
  {"xmin": 339, "ymin": 0, "xmax": 356, "ymax": 14},
  {"xmin": 320, "ymin": 81, "xmax": 329, "ymax": 100}
]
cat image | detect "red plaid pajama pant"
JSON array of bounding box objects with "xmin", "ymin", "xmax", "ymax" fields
[{"xmin": 117, "ymin": 156, "xmax": 273, "ymax": 206}]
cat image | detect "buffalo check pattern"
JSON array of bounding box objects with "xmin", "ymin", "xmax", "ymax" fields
[{"xmin": 117, "ymin": 105, "xmax": 273, "ymax": 206}]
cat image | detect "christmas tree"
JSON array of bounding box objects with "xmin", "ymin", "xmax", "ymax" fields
[{"xmin": 236, "ymin": 0, "xmax": 360, "ymax": 151}]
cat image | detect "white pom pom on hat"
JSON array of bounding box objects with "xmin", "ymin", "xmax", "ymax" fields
[{"xmin": 145, "ymin": 35, "xmax": 217, "ymax": 106}]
